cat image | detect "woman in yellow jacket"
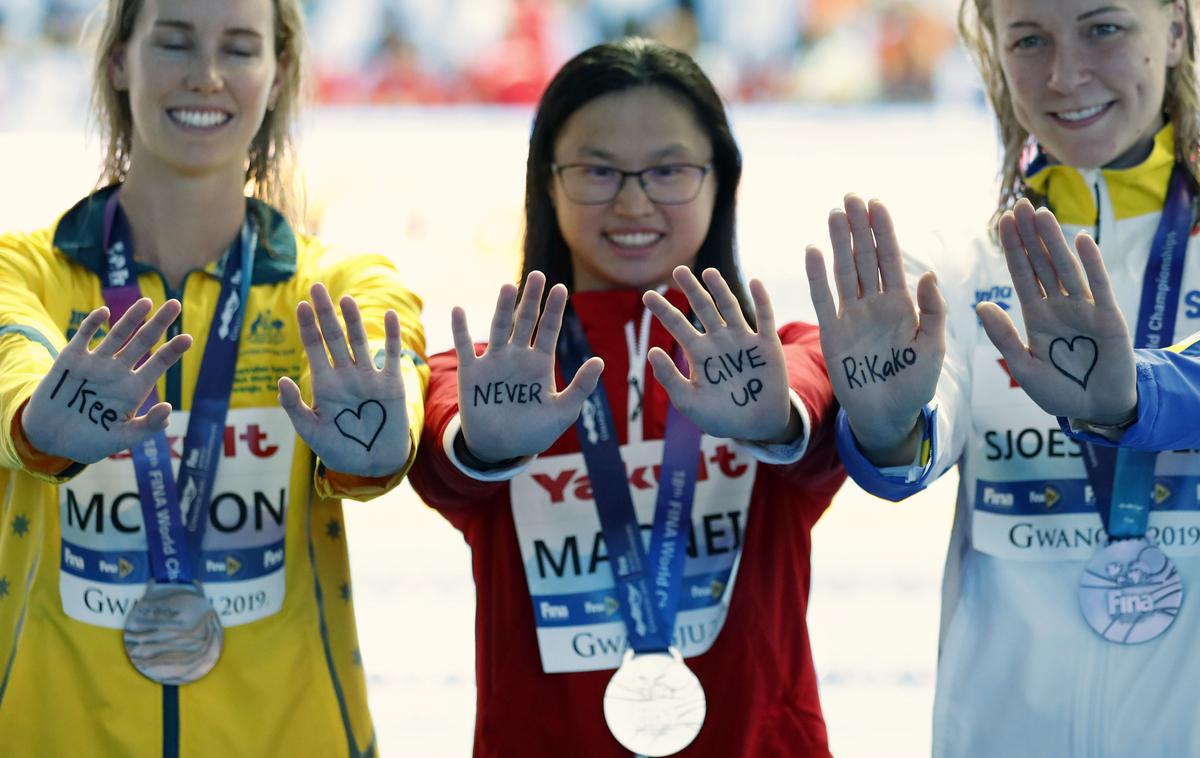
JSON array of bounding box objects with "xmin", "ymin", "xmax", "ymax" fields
[{"xmin": 0, "ymin": 0, "xmax": 427, "ymax": 756}]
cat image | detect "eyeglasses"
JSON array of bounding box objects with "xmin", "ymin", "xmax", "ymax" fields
[{"xmin": 551, "ymin": 162, "xmax": 713, "ymax": 205}]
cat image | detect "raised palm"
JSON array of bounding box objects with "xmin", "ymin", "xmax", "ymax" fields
[
  {"xmin": 22, "ymin": 299, "xmax": 191, "ymax": 464},
  {"xmin": 454, "ymin": 272, "xmax": 603, "ymax": 463},
  {"xmin": 643, "ymin": 266, "xmax": 793, "ymax": 442},
  {"xmin": 806, "ymin": 195, "xmax": 945, "ymax": 455},
  {"xmin": 977, "ymin": 200, "xmax": 1136, "ymax": 425}
]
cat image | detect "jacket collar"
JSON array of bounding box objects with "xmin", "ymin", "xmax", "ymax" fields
[
  {"xmin": 1024, "ymin": 124, "xmax": 1177, "ymax": 226},
  {"xmin": 52, "ymin": 184, "xmax": 297, "ymax": 285},
  {"xmin": 570, "ymin": 286, "xmax": 689, "ymax": 326}
]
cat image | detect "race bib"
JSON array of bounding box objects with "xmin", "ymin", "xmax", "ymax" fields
[
  {"xmin": 511, "ymin": 437, "xmax": 757, "ymax": 673},
  {"xmin": 59, "ymin": 408, "xmax": 295, "ymax": 628},
  {"xmin": 972, "ymin": 457, "xmax": 1200, "ymax": 560}
]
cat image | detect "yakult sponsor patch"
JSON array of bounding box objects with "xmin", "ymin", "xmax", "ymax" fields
[
  {"xmin": 511, "ymin": 437, "xmax": 756, "ymax": 673},
  {"xmin": 59, "ymin": 408, "xmax": 294, "ymax": 628}
]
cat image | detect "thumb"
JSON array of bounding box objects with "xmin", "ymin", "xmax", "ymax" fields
[
  {"xmin": 277, "ymin": 376, "xmax": 318, "ymax": 440},
  {"xmin": 916, "ymin": 271, "xmax": 946, "ymax": 343},
  {"xmin": 556, "ymin": 356, "xmax": 604, "ymax": 414},
  {"xmin": 977, "ymin": 302, "xmax": 1031, "ymax": 376},
  {"xmin": 112, "ymin": 401, "xmax": 174, "ymax": 463},
  {"xmin": 646, "ymin": 347, "xmax": 692, "ymax": 407}
]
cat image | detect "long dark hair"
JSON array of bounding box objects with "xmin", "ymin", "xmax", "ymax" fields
[{"xmin": 521, "ymin": 37, "xmax": 750, "ymax": 318}]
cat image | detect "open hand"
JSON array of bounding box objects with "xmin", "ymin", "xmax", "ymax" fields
[
  {"xmin": 643, "ymin": 266, "xmax": 794, "ymax": 442},
  {"xmin": 805, "ymin": 195, "xmax": 945, "ymax": 462},
  {"xmin": 279, "ymin": 283, "xmax": 411, "ymax": 477},
  {"xmin": 453, "ymin": 271, "xmax": 604, "ymax": 463},
  {"xmin": 21, "ymin": 298, "xmax": 192, "ymax": 464},
  {"xmin": 977, "ymin": 199, "xmax": 1136, "ymax": 425}
]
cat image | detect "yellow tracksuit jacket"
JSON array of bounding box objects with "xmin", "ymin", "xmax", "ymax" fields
[{"xmin": 0, "ymin": 187, "xmax": 428, "ymax": 757}]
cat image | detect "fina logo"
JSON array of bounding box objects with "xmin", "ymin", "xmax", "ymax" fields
[
  {"xmin": 106, "ymin": 242, "xmax": 130, "ymax": 287},
  {"xmin": 217, "ymin": 289, "xmax": 241, "ymax": 340},
  {"xmin": 625, "ymin": 584, "xmax": 648, "ymax": 636},
  {"xmin": 581, "ymin": 399, "xmax": 601, "ymax": 444},
  {"xmin": 974, "ymin": 285, "xmax": 1013, "ymax": 323}
]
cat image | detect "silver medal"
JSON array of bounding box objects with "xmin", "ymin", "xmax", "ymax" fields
[
  {"xmin": 603, "ymin": 648, "xmax": 706, "ymax": 757},
  {"xmin": 1079, "ymin": 537, "xmax": 1183, "ymax": 644},
  {"xmin": 123, "ymin": 581, "xmax": 223, "ymax": 684}
]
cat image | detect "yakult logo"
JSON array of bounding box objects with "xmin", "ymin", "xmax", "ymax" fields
[{"xmin": 530, "ymin": 443, "xmax": 749, "ymax": 505}]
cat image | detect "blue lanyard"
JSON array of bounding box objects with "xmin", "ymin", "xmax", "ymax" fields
[
  {"xmin": 556, "ymin": 307, "xmax": 703, "ymax": 653},
  {"xmin": 100, "ymin": 192, "xmax": 256, "ymax": 583},
  {"xmin": 1080, "ymin": 164, "xmax": 1194, "ymax": 538}
]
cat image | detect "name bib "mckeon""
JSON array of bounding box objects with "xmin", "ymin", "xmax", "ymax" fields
[{"xmin": 59, "ymin": 408, "xmax": 295, "ymax": 629}]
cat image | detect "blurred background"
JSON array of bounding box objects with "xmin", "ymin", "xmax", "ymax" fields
[
  {"xmin": 0, "ymin": 0, "xmax": 998, "ymax": 756},
  {"xmin": 0, "ymin": 0, "xmax": 978, "ymax": 125}
]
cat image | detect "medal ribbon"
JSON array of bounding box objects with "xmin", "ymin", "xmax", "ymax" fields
[
  {"xmin": 100, "ymin": 192, "xmax": 256, "ymax": 583},
  {"xmin": 1080, "ymin": 164, "xmax": 1194, "ymax": 539},
  {"xmin": 557, "ymin": 307, "xmax": 703, "ymax": 653}
]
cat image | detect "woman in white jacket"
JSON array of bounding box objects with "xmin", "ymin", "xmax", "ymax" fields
[{"xmin": 807, "ymin": 1, "xmax": 1200, "ymax": 755}]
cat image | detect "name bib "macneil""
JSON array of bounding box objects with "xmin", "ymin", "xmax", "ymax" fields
[
  {"xmin": 510, "ymin": 437, "xmax": 757, "ymax": 673},
  {"xmin": 58, "ymin": 408, "xmax": 295, "ymax": 628}
]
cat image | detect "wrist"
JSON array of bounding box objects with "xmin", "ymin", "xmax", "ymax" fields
[
  {"xmin": 13, "ymin": 399, "xmax": 76, "ymax": 473},
  {"xmin": 18, "ymin": 400, "xmax": 56, "ymax": 458},
  {"xmin": 849, "ymin": 412, "xmax": 923, "ymax": 468},
  {"xmin": 454, "ymin": 430, "xmax": 521, "ymax": 470},
  {"xmin": 1083, "ymin": 402, "xmax": 1138, "ymax": 429},
  {"xmin": 755, "ymin": 405, "xmax": 803, "ymax": 445},
  {"xmin": 1072, "ymin": 403, "xmax": 1137, "ymax": 442}
]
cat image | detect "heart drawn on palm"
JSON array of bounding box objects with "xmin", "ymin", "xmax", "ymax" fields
[
  {"xmin": 1048, "ymin": 336, "xmax": 1098, "ymax": 390},
  {"xmin": 334, "ymin": 400, "xmax": 387, "ymax": 451}
]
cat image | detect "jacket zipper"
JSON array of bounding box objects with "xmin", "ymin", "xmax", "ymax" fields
[
  {"xmin": 1087, "ymin": 169, "xmax": 1121, "ymax": 757},
  {"xmin": 159, "ymin": 271, "xmax": 185, "ymax": 758},
  {"xmin": 1085, "ymin": 168, "xmax": 1117, "ymax": 250},
  {"xmin": 624, "ymin": 303, "xmax": 653, "ymax": 444}
]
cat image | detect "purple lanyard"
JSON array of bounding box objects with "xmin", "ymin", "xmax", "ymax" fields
[
  {"xmin": 556, "ymin": 307, "xmax": 703, "ymax": 652},
  {"xmin": 100, "ymin": 193, "xmax": 256, "ymax": 583},
  {"xmin": 1080, "ymin": 164, "xmax": 1194, "ymax": 538}
]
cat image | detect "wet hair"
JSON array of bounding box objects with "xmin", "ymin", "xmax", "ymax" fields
[
  {"xmin": 521, "ymin": 37, "xmax": 750, "ymax": 317},
  {"xmin": 89, "ymin": 0, "xmax": 306, "ymax": 223},
  {"xmin": 959, "ymin": 0, "xmax": 1199, "ymax": 224}
]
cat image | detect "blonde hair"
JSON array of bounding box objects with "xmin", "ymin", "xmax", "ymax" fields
[
  {"xmin": 959, "ymin": 0, "xmax": 1200, "ymax": 223},
  {"xmin": 89, "ymin": 0, "xmax": 307, "ymax": 224}
]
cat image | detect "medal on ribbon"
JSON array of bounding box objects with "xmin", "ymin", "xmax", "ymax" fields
[
  {"xmin": 558, "ymin": 308, "xmax": 707, "ymax": 756},
  {"xmin": 100, "ymin": 192, "xmax": 256, "ymax": 683},
  {"xmin": 1076, "ymin": 165, "xmax": 1193, "ymax": 644}
]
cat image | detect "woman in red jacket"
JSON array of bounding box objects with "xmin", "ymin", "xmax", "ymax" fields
[{"xmin": 409, "ymin": 38, "xmax": 845, "ymax": 757}]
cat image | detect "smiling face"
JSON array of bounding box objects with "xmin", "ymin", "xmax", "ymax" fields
[
  {"xmin": 111, "ymin": 0, "xmax": 281, "ymax": 181},
  {"xmin": 550, "ymin": 86, "xmax": 717, "ymax": 292},
  {"xmin": 995, "ymin": 0, "xmax": 1186, "ymax": 168}
]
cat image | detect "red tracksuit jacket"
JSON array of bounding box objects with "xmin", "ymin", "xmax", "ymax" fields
[{"xmin": 409, "ymin": 288, "xmax": 845, "ymax": 757}]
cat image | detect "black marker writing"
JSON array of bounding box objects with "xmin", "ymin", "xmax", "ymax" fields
[
  {"xmin": 49, "ymin": 368, "xmax": 119, "ymax": 431},
  {"xmin": 731, "ymin": 378, "xmax": 764, "ymax": 406},
  {"xmin": 842, "ymin": 347, "xmax": 917, "ymax": 389},
  {"xmin": 473, "ymin": 381, "xmax": 543, "ymax": 406},
  {"xmin": 1048, "ymin": 336, "xmax": 1098, "ymax": 390},
  {"xmin": 702, "ymin": 347, "xmax": 767, "ymax": 385},
  {"xmin": 334, "ymin": 399, "xmax": 387, "ymax": 451},
  {"xmin": 702, "ymin": 347, "xmax": 768, "ymax": 406}
]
